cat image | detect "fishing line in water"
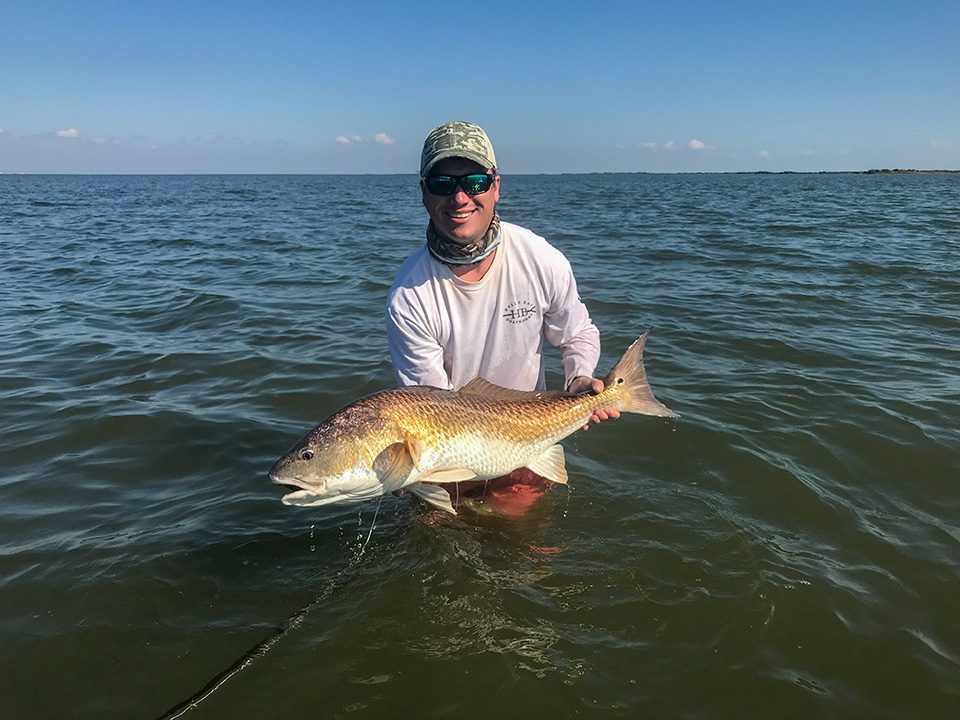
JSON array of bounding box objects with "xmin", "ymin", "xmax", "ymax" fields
[
  {"xmin": 358, "ymin": 495, "xmax": 383, "ymax": 557},
  {"xmin": 151, "ymin": 583, "xmax": 334, "ymax": 720},
  {"xmin": 153, "ymin": 500, "xmax": 386, "ymax": 720}
]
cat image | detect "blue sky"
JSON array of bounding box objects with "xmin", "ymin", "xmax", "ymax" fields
[{"xmin": 2, "ymin": 0, "xmax": 957, "ymax": 173}]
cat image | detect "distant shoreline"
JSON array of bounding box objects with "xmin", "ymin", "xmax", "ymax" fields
[
  {"xmin": 750, "ymin": 169, "xmax": 960, "ymax": 175},
  {"xmin": 1, "ymin": 169, "xmax": 958, "ymax": 176},
  {"xmin": 588, "ymin": 169, "xmax": 960, "ymax": 176}
]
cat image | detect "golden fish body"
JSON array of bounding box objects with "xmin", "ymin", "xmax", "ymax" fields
[{"xmin": 269, "ymin": 332, "xmax": 676, "ymax": 514}]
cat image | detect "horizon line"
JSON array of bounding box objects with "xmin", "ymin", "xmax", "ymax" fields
[{"xmin": 2, "ymin": 169, "xmax": 958, "ymax": 177}]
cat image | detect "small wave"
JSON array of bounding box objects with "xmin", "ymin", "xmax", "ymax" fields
[
  {"xmin": 224, "ymin": 188, "xmax": 258, "ymax": 199},
  {"xmin": 137, "ymin": 290, "xmax": 245, "ymax": 333}
]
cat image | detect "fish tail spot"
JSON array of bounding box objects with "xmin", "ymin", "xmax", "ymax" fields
[{"xmin": 604, "ymin": 331, "xmax": 677, "ymax": 418}]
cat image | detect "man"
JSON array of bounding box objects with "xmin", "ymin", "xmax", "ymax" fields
[{"xmin": 385, "ymin": 121, "xmax": 616, "ymax": 514}]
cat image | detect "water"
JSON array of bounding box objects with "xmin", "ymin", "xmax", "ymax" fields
[{"xmin": 1, "ymin": 173, "xmax": 958, "ymax": 719}]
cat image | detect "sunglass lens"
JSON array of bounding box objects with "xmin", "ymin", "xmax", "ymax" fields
[
  {"xmin": 426, "ymin": 176, "xmax": 456, "ymax": 195},
  {"xmin": 462, "ymin": 174, "xmax": 492, "ymax": 194},
  {"xmin": 425, "ymin": 174, "xmax": 494, "ymax": 195}
]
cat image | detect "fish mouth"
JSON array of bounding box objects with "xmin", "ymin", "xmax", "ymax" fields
[
  {"xmin": 269, "ymin": 472, "xmax": 321, "ymax": 497},
  {"xmin": 281, "ymin": 488, "xmax": 332, "ymax": 506},
  {"xmin": 281, "ymin": 486, "xmax": 383, "ymax": 507},
  {"xmin": 270, "ymin": 471, "xmax": 381, "ymax": 507}
]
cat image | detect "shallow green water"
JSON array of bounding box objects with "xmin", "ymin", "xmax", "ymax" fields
[{"xmin": 1, "ymin": 173, "xmax": 957, "ymax": 718}]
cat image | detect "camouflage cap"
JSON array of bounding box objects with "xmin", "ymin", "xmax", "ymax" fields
[{"xmin": 420, "ymin": 121, "xmax": 497, "ymax": 177}]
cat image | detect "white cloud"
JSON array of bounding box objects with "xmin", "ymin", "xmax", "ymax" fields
[
  {"xmin": 56, "ymin": 128, "xmax": 79, "ymax": 138},
  {"xmin": 664, "ymin": 140, "xmax": 675, "ymax": 150},
  {"xmin": 759, "ymin": 149, "xmax": 770, "ymax": 158},
  {"xmin": 336, "ymin": 134, "xmax": 363, "ymax": 144},
  {"xmin": 374, "ymin": 132, "xmax": 395, "ymax": 145},
  {"xmin": 688, "ymin": 139, "xmax": 705, "ymax": 151},
  {"xmin": 640, "ymin": 141, "xmax": 658, "ymax": 149}
]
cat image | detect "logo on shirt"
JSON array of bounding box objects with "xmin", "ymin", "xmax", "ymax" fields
[{"xmin": 502, "ymin": 300, "xmax": 538, "ymax": 325}]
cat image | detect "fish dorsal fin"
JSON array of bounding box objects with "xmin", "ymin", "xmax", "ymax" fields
[
  {"xmin": 524, "ymin": 444, "xmax": 568, "ymax": 485},
  {"xmin": 406, "ymin": 482, "xmax": 456, "ymax": 514},
  {"xmin": 458, "ymin": 378, "xmax": 572, "ymax": 402}
]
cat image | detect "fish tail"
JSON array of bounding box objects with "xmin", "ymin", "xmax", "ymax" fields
[{"xmin": 603, "ymin": 331, "xmax": 678, "ymax": 417}]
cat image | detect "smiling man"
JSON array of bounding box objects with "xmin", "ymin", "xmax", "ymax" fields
[{"xmin": 385, "ymin": 121, "xmax": 616, "ymax": 513}]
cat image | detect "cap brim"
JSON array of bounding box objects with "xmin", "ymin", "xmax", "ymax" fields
[{"xmin": 421, "ymin": 150, "xmax": 497, "ymax": 177}]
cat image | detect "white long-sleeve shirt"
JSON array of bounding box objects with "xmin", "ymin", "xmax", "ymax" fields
[{"xmin": 386, "ymin": 221, "xmax": 600, "ymax": 391}]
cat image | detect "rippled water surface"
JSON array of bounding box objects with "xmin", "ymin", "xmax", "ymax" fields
[{"xmin": 1, "ymin": 173, "xmax": 958, "ymax": 719}]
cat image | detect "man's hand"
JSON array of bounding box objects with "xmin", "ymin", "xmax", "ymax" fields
[{"xmin": 567, "ymin": 376, "xmax": 620, "ymax": 430}]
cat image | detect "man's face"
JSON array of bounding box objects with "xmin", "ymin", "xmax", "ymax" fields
[{"xmin": 422, "ymin": 157, "xmax": 500, "ymax": 245}]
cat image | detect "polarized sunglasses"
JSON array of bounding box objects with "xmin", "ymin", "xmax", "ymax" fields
[{"xmin": 423, "ymin": 173, "xmax": 497, "ymax": 196}]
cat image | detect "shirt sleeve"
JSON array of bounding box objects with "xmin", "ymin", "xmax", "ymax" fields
[
  {"xmin": 385, "ymin": 292, "xmax": 452, "ymax": 389},
  {"xmin": 541, "ymin": 258, "xmax": 601, "ymax": 388}
]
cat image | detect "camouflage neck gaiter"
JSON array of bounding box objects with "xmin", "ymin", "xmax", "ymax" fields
[{"xmin": 426, "ymin": 210, "xmax": 501, "ymax": 266}]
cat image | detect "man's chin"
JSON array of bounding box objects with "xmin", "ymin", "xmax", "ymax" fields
[{"xmin": 439, "ymin": 226, "xmax": 480, "ymax": 244}]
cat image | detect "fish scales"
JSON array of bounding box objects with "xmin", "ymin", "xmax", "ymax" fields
[{"xmin": 381, "ymin": 387, "xmax": 603, "ymax": 476}]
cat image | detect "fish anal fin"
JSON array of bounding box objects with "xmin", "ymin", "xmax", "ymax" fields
[
  {"xmin": 407, "ymin": 483, "xmax": 456, "ymax": 514},
  {"xmin": 525, "ymin": 444, "xmax": 568, "ymax": 485},
  {"xmin": 420, "ymin": 468, "xmax": 479, "ymax": 484},
  {"xmin": 458, "ymin": 378, "xmax": 573, "ymax": 402}
]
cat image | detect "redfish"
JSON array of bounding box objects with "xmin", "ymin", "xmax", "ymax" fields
[{"xmin": 269, "ymin": 332, "xmax": 676, "ymax": 514}]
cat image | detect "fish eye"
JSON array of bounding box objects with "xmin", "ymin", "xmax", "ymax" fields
[{"xmin": 298, "ymin": 448, "xmax": 315, "ymax": 461}]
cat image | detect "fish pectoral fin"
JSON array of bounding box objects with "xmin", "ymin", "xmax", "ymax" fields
[
  {"xmin": 419, "ymin": 468, "xmax": 479, "ymax": 484},
  {"xmin": 406, "ymin": 482, "xmax": 456, "ymax": 515},
  {"xmin": 404, "ymin": 436, "xmax": 429, "ymax": 470},
  {"xmin": 525, "ymin": 444, "xmax": 569, "ymax": 485},
  {"xmin": 374, "ymin": 442, "xmax": 415, "ymax": 491}
]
